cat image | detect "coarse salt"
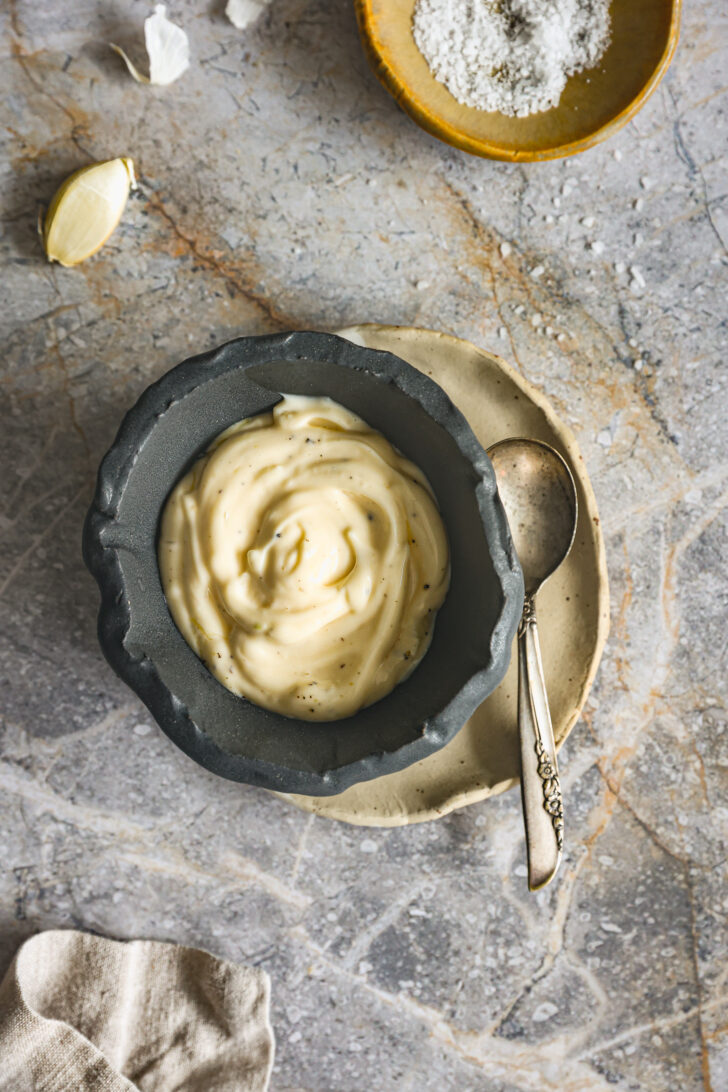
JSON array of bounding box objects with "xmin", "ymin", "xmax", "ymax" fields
[
  {"xmin": 630, "ymin": 265, "xmax": 645, "ymax": 287},
  {"xmin": 412, "ymin": 0, "xmax": 612, "ymax": 117}
]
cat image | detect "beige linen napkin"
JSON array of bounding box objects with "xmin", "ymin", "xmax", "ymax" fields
[{"xmin": 0, "ymin": 930, "xmax": 274, "ymax": 1092}]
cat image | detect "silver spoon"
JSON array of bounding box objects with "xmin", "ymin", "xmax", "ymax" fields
[{"xmin": 488, "ymin": 438, "xmax": 578, "ymax": 890}]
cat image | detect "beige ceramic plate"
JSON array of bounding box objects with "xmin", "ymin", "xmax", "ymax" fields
[
  {"xmin": 280, "ymin": 326, "xmax": 609, "ymax": 826},
  {"xmin": 355, "ymin": 0, "xmax": 681, "ymax": 161}
]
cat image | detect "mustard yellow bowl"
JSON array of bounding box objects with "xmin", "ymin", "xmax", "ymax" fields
[{"xmin": 355, "ymin": 0, "xmax": 681, "ymax": 161}]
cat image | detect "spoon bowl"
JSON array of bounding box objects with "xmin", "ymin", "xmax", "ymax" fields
[{"xmin": 488, "ymin": 440, "xmax": 578, "ymax": 597}]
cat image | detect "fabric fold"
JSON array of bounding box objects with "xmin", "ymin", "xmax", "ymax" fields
[{"xmin": 0, "ymin": 931, "xmax": 274, "ymax": 1091}]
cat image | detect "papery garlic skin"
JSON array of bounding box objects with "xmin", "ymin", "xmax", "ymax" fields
[
  {"xmin": 43, "ymin": 158, "xmax": 136, "ymax": 268},
  {"xmin": 110, "ymin": 5, "xmax": 189, "ymax": 86},
  {"xmin": 145, "ymin": 5, "xmax": 190, "ymax": 85},
  {"xmin": 225, "ymin": 0, "xmax": 270, "ymax": 30}
]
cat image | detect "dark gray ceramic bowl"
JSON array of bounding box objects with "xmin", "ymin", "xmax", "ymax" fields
[{"xmin": 83, "ymin": 331, "xmax": 523, "ymax": 796}]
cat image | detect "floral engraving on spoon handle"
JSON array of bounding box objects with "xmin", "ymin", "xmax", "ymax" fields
[
  {"xmin": 519, "ymin": 595, "xmax": 536, "ymax": 630},
  {"xmin": 519, "ymin": 595, "xmax": 564, "ymax": 857},
  {"xmin": 534, "ymin": 738, "xmax": 564, "ymax": 852}
]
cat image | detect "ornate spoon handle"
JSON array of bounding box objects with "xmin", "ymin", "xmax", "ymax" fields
[{"xmin": 517, "ymin": 595, "xmax": 564, "ymax": 890}]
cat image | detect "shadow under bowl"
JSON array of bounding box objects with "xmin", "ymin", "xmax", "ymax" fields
[
  {"xmin": 355, "ymin": 0, "xmax": 681, "ymax": 161},
  {"xmin": 83, "ymin": 331, "xmax": 523, "ymax": 796}
]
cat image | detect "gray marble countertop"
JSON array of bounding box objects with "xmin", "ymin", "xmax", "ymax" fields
[{"xmin": 2, "ymin": 2, "xmax": 727, "ymax": 1089}]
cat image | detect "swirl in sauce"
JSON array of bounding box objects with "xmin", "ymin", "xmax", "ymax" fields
[{"xmin": 158, "ymin": 395, "xmax": 450, "ymax": 721}]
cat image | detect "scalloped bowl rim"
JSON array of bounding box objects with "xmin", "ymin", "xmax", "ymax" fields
[{"xmin": 82, "ymin": 331, "xmax": 525, "ymax": 796}]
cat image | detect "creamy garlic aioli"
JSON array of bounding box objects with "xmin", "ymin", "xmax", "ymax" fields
[{"xmin": 159, "ymin": 395, "xmax": 450, "ymax": 721}]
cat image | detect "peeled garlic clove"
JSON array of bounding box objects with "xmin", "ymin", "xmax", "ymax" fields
[{"xmin": 43, "ymin": 157, "xmax": 136, "ymax": 267}]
